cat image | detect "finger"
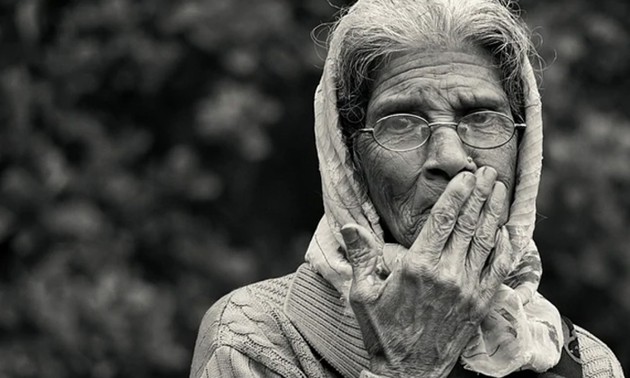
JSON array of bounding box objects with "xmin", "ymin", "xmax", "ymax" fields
[
  {"xmin": 447, "ymin": 167, "xmax": 497, "ymax": 261},
  {"xmin": 480, "ymin": 227, "xmax": 514, "ymax": 298},
  {"xmin": 340, "ymin": 224, "xmax": 381, "ymax": 288},
  {"xmin": 380, "ymin": 243, "xmax": 407, "ymax": 276},
  {"xmin": 409, "ymin": 172, "xmax": 476, "ymax": 260},
  {"xmin": 467, "ymin": 182, "xmax": 507, "ymax": 269}
]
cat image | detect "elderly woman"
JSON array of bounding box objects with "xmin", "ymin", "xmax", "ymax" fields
[{"xmin": 190, "ymin": 0, "xmax": 624, "ymax": 377}]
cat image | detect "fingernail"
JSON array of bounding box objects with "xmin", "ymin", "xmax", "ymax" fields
[
  {"xmin": 340, "ymin": 226, "xmax": 359, "ymax": 247},
  {"xmin": 481, "ymin": 166, "xmax": 497, "ymax": 180},
  {"xmin": 462, "ymin": 172, "xmax": 476, "ymax": 186},
  {"xmin": 494, "ymin": 182, "xmax": 507, "ymax": 201}
]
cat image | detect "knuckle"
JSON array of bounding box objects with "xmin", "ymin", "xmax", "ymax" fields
[
  {"xmin": 349, "ymin": 285, "xmax": 374, "ymax": 304},
  {"xmin": 439, "ymin": 273, "xmax": 460, "ymax": 290},
  {"xmin": 471, "ymin": 236, "xmax": 493, "ymax": 255},
  {"xmin": 472, "ymin": 227, "xmax": 496, "ymax": 252},
  {"xmin": 456, "ymin": 213, "xmax": 477, "ymax": 234},
  {"xmin": 400, "ymin": 258, "xmax": 424, "ymax": 280},
  {"xmin": 435, "ymin": 262, "xmax": 464, "ymax": 287},
  {"xmin": 348, "ymin": 246, "xmax": 372, "ymax": 265},
  {"xmin": 430, "ymin": 209, "xmax": 457, "ymax": 230},
  {"xmin": 486, "ymin": 204, "xmax": 502, "ymax": 219},
  {"xmin": 469, "ymin": 188, "xmax": 488, "ymax": 204},
  {"xmin": 490, "ymin": 262, "xmax": 510, "ymax": 280},
  {"xmin": 401, "ymin": 257, "xmax": 437, "ymax": 283}
]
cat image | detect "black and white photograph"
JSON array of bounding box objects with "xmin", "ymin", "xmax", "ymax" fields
[{"xmin": 1, "ymin": 0, "xmax": 629, "ymax": 377}]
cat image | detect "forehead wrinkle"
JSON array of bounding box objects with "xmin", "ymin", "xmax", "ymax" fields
[
  {"xmin": 370, "ymin": 60, "xmax": 504, "ymax": 108},
  {"xmin": 372, "ymin": 61, "xmax": 499, "ymax": 93},
  {"xmin": 369, "ymin": 75, "xmax": 442, "ymax": 111},
  {"xmin": 367, "ymin": 50, "xmax": 510, "ymax": 124},
  {"xmin": 369, "ymin": 70, "xmax": 507, "ymax": 119},
  {"xmin": 380, "ymin": 50, "xmax": 497, "ymax": 73},
  {"xmin": 440, "ymin": 72, "xmax": 509, "ymax": 110}
]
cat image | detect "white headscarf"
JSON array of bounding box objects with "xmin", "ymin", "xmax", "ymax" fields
[{"xmin": 304, "ymin": 3, "xmax": 564, "ymax": 376}]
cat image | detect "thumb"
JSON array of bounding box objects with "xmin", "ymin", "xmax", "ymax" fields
[{"xmin": 340, "ymin": 224, "xmax": 380, "ymax": 284}]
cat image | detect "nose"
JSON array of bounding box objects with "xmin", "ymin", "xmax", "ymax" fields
[{"xmin": 422, "ymin": 127, "xmax": 475, "ymax": 180}]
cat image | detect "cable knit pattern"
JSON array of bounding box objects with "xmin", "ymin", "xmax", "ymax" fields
[
  {"xmin": 203, "ymin": 347, "xmax": 283, "ymax": 377},
  {"xmin": 190, "ymin": 275, "xmax": 334, "ymax": 378},
  {"xmin": 575, "ymin": 327, "xmax": 625, "ymax": 378},
  {"xmin": 190, "ymin": 268, "xmax": 624, "ymax": 378}
]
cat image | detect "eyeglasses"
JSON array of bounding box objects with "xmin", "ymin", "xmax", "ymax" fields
[{"xmin": 354, "ymin": 110, "xmax": 526, "ymax": 151}]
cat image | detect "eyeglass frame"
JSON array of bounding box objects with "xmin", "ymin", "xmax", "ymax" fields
[{"xmin": 352, "ymin": 110, "xmax": 526, "ymax": 152}]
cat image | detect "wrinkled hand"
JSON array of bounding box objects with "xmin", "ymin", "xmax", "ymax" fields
[{"xmin": 341, "ymin": 167, "xmax": 515, "ymax": 378}]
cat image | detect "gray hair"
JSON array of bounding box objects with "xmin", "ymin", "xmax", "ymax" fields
[{"xmin": 328, "ymin": 0, "xmax": 536, "ymax": 139}]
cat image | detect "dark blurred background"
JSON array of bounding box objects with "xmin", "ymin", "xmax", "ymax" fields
[{"xmin": 0, "ymin": 0, "xmax": 629, "ymax": 377}]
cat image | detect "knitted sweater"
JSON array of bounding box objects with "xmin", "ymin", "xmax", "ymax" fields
[{"xmin": 190, "ymin": 264, "xmax": 624, "ymax": 378}]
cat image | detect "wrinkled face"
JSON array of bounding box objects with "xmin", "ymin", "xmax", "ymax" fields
[{"xmin": 353, "ymin": 48, "xmax": 518, "ymax": 247}]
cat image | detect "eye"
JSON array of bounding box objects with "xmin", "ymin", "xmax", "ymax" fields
[
  {"xmin": 463, "ymin": 112, "xmax": 495, "ymax": 128},
  {"xmin": 380, "ymin": 115, "xmax": 418, "ymax": 134},
  {"xmin": 373, "ymin": 114, "xmax": 430, "ymax": 151}
]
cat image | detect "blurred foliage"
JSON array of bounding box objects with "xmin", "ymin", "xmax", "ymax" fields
[{"xmin": 0, "ymin": 0, "xmax": 628, "ymax": 377}]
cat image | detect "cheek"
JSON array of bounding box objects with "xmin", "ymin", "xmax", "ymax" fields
[
  {"xmin": 354, "ymin": 140, "xmax": 425, "ymax": 197},
  {"xmin": 474, "ymin": 141, "xmax": 518, "ymax": 193}
]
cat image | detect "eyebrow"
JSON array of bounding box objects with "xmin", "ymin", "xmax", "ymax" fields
[
  {"xmin": 369, "ymin": 96, "xmax": 425, "ymax": 119},
  {"xmin": 368, "ymin": 88, "xmax": 510, "ymax": 121}
]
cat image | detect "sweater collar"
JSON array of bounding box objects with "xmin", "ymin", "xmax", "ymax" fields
[{"xmin": 284, "ymin": 263, "xmax": 369, "ymax": 378}]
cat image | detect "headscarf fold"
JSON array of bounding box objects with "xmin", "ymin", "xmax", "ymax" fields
[{"xmin": 304, "ymin": 5, "xmax": 564, "ymax": 377}]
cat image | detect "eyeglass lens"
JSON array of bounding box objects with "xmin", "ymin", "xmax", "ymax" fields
[{"xmin": 373, "ymin": 112, "xmax": 516, "ymax": 151}]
